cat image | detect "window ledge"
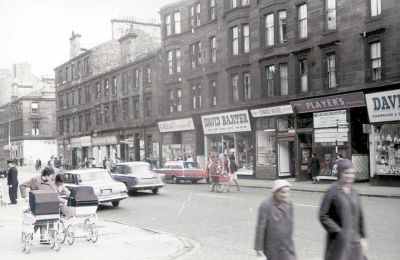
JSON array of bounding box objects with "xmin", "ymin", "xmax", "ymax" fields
[
  {"xmin": 322, "ymin": 30, "xmax": 337, "ymax": 36},
  {"xmin": 365, "ymin": 15, "xmax": 383, "ymax": 24},
  {"xmin": 295, "ymin": 37, "xmax": 309, "ymax": 43}
]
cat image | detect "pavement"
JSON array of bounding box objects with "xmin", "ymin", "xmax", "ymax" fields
[
  {"xmin": 0, "ymin": 166, "xmax": 398, "ymax": 259},
  {"xmin": 0, "ymin": 166, "xmax": 195, "ymax": 260}
]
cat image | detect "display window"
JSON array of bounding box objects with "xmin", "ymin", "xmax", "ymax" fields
[
  {"xmin": 256, "ymin": 130, "xmax": 276, "ymax": 167},
  {"xmin": 373, "ymin": 123, "xmax": 400, "ymax": 175}
]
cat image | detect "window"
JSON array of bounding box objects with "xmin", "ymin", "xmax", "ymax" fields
[
  {"xmin": 370, "ymin": 0, "xmax": 381, "ymax": 17},
  {"xmin": 78, "ymin": 87, "xmax": 82, "ymax": 105},
  {"xmin": 134, "ymin": 69, "xmax": 139, "ymax": 89},
  {"xmin": 168, "ymin": 89, "xmax": 182, "ymax": 113},
  {"xmin": 84, "ymin": 57, "xmax": 90, "ymax": 75},
  {"xmin": 122, "ymin": 99, "xmax": 129, "ymax": 120},
  {"xmin": 65, "ymin": 67, "xmax": 69, "ymax": 82},
  {"xmin": 72, "ymin": 89, "xmax": 78, "ymax": 106},
  {"xmin": 103, "ymin": 103, "xmax": 110, "ymax": 123},
  {"xmin": 85, "ymin": 112, "xmax": 91, "ymax": 131},
  {"xmin": 85, "ymin": 85, "xmax": 90, "ymax": 102},
  {"xmin": 190, "ymin": 42, "xmax": 202, "ymax": 68},
  {"xmin": 176, "ymin": 49, "xmax": 181, "ymax": 73},
  {"xmin": 298, "ymin": 4, "xmax": 308, "ymax": 39},
  {"xmin": 145, "ymin": 66, "xmax": 151, "ymax": 84},
  {"xmin": 31, "ymin": 102, "xmax": 39, "ymax": 114},
  {"xmin": 230, "ymin": 0, "xmax": 249, "ymax": 8},
  {"xmin": 110, "ymin": 101, "xmax": 116, "ymax": 122},
  {"xmin": 133, "ymin": 99, "xmax": 139, "ymax": 119},
  {"xmin": 279, "ymin": 64, "xmax": 288, "ymax": 95},
  {"xmin": 232, "ymin": 74, "xmax": 239, "ymax": 102},
  {"xmin": 190, "ymin": 3, "xmax": 201, "ymax": 28},
  {"xmin": 165, "ymin": 14, "xmax": 171, "ymax": 36},
  {"xmin": 299, "ymin": 59, "xmax": 308, "ymax": 92},
  {"xmin": 278, "ymin": 11, "xmax": 287, "ymax": 43},
  {"xmin": 32, "ymin": 121, "xmax": 39, "ymax": 135},
  {"xmin": 241, "ymin": 0, "xmax": 249, "ymax": 5},
  {"xmin": 244, "ymin": 72, "xmax": 251, "ymax": 100},
  {"xmin": 265, "ymin": 14, "xmax": 274, "ymax": 46},
  {"xmin": 210, "ymin": 80, "xmax": 217, "ymax": 107},
  {"xmin": 243, "ymin": 24, "xmax": 250, "ymax": 53},
  {"xmin": 111, "ymin": 76, "xmax": 117, "ymax": 95},
  {"xmin": 145, "ymin": 98, "xmax": 152, "ymax": 117},
  {"xmin": 58, "ymin": 94, "xmax": 64, "ymax": 110},
  {"xmin": 370, "ymin": 41, "xmax": 381, "ymax": 81},
  {"xmin": 104, "ymin": 79, "xmax": 109, "ymax": 97},
  {"xmin": 66, "ymin": 92, "xmax": 71, "ymax": 108},
  {"xmin": 122, "ymin": 72, "xmax": 128, "ymax": 92},
  {"xmin": 168, "ymin": 90, "xmax": 174, "ymax": 113},
  {"xmin": 326, "ymin": 0, "xmax": 336, "ymax": 30},
  {"xmin": 326, "ymin": 53, "xmax": 337, "ymax": 88},
  {"xmin": 210, "ymin": 36, "xmax": 217, "ymax": 63},
  {"xmin": 95, "ymin": 82, "xmax": 101, "ymax": 99},
  {"xmin": 77, "ymin": 61, "xmax": 81, "ymax": 77},
  {"xmin": 177, "ymin": 89, "xmax": 182, "ymax": 112},
  {"xmin": 231, "ymin": 26, "xmax": 239, "ymax": 55},
  {"xmin": 209, "ymin": 0, "xmax": 216, "ymax": 21},
  {"xmin": 231, "ymin": 0, "xmax": 237, "ymax": 8},
  {"xmin": 266, "ymin": 65, "xmax": 275, "ymax": 97},
  {"xmin": 191, "ymin": 84, "xmax": 202, "ymax": 110},
  {"xmin": 59, "ymin": 119, "xmax": 64, "ymax": 134},
  {"xmin": 167, "ymin": 50, "xmax": 173, "ymax": 74},
  {"xmin": 174, "ymin": 12, "xmax": 181, "ymax": 34},
  {"xmin": 95, "ymin": 106, "xmax": 101, "ymax": 125},
  {"xmin": 71, "ymin": 64, "xmax": 75, "ymax": 80},
  {"xmin": 78, "ymin": 114, "xmax": 83, "ymax": 132}
]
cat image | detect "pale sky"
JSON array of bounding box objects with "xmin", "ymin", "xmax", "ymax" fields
[{"xmin": 0, "ymin": 0, "xmax": 177, "ymax": 77}]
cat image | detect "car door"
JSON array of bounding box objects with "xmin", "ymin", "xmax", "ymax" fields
[{"xmin": 112, "ymin": 165, "xmax": 126, "ymax": 182}]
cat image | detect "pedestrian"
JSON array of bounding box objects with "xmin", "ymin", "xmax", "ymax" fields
[
  {"xmin": 103, "ymin": 157, "xmax": 107, "ymax": 169},
  {"xmin": 35, "ymin": 158, "xmax": 42, "ymax": 171},
  {"xmin": 228, "ymin": 154, "xmax": 240, "ymax": 191},
  {"xmin": 186, "ymin": 155, "xmax": 193, "ymax": 162},
  {"xmin": 309, "ymin": 153, "xmax": 320, "ymax": 184},
  {"xmin": 91, "ymin": 157, "xmax": 97, "ymax": 168},
  {"xmin": 254, "ymin": 179, "xmax": 296, "ymax": 260},
  {"xmin": 7, "ymin": 160, "xmax": 18, "ymax": 205},
  {"xmin": 319, "ymin": 159, "xmax": 368, "ymax": 260},
  {"xmin": 19, "ymin": 157, "xmax": 24, "ymax": 167},
  {"xmin": 208, "ymin": 156, "xmax": 219, "ymax": 191}
]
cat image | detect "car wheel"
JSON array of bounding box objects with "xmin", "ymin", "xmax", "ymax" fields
[
  {"xmin": 172, "ymin": 176, "xmax": 178, "ymax": 184},
  {"xmin": 112, "ymin": 201, "xmax": 120, "ymax": 207},
  {"xmin": 191, "ymin": 180, "xmax": 198, "ymax": 184},
  {"xmin": 152, "ymin": 188, "xmax": 159, "ymax": 194},
  {"xmin": 128, "ymin": 190, "xmax": 137, "ymax": 196}
]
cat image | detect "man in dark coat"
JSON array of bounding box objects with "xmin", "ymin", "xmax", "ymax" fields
[
  {"xmin": 255, "ymin": 180, "xmax": 296, "ymax": 260},
  {"xmin": 6, "ymin": 160, "xmax": 18, "ymax": 204},
  {"xmin": 319, "ymin": 159, "xmax": 368, "ymax": 260},
  {"xmin": 309, "ymin": 153, "xmax": 320, "ymax": 183}
]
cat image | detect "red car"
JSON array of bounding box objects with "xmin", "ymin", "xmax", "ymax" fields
[{"xmin": 155, "ymin": 161, "xmax": 206, "ymax": 184}]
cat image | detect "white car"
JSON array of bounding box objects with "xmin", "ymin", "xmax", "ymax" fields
[{"xmin": 63, "ymin": 168, "xmax": 128, "ymax": 207}]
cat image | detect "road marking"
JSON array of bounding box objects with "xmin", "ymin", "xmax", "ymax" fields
[
  {"xmin": 193, "ymin": 193, "xmax": 235, "ymax": 199},
  {"xmin": 178, "ymin": 191, "xmax": 193, "ymax": 214},
  {"xmin": 294, "ymin": 203, "xmax": 318, "ymax": 208}
]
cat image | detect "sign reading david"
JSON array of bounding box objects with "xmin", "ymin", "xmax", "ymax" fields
[
  {"xmin": 366, "ymin": 89, "xmax": 400, "ymax": 123},
  {"xmin": 202, "ymin": 110, "xmax": 251, "ymax": 134}
]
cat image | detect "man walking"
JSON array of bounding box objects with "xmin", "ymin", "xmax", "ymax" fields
[
  {"xmin": 7, "ymin": 160, "xmax": 18, "ymax": 204},
  {"xmin": 309, "ymin": 153, "xmax": 320, "ymax": 184}
]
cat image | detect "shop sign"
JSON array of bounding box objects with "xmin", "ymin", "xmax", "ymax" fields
[
  {"xmin": 70, "ymin": 138, "xmax": 81, "ymax": 148},
  {"xmin": 92, "ymin": 135, "xmax": 117, "ymax": 146},
  {"xmin": 158, "ymin": 118, "xmax": 195, "ymax": 133},
  {"xmin": 80, "ymin": 136, "xmax": 91, "ymax": 147},
  {"xmin": 251, "ymin": 105, "xmax": 293, "ymax": 117},
  {"xmin": 291, "ymin": 92, "xmax": 366, "ymax": 113},
  {"xmin": 365, "ymin": 89, "xmax": 400, "ymax": 123},
  {"xmin": 313, "ymin": 110, "xmax": 347, "ymax": 128},
  {"xmin": 201, "ymin": 110, "xmax": 251, "ymax": 134}
]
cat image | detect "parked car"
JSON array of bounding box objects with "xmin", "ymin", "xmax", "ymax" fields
[
  {"xmin": 63, "ymin": 168, "xmax": 128, "ymax": 207},
  {"xmin": 155, "ymin": 161, "xmax": 206, "ymax": 184},
  {"xmin": 110, "ymin": 162, "xmax": 164, "ymax": 195}
]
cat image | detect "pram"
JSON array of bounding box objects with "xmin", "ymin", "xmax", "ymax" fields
[
  {"xmin": 21, "ymin": 190, "xmax": 62, "ymax": 254},
  {"xmin": 210, "ymin": 174, "xmax": 232, "ymax": 193},
  {"xmin": 59, "ymin": 186, "xmax": 99, "ymax": 245}
]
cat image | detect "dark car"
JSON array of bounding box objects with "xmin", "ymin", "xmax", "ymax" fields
[{"xmin": 110, "ymin": 162, "xmax": 164, "ymax": 195}]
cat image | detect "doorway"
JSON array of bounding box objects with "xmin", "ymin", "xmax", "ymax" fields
[{"xmin": 278, "ymin": 141, "xmax": 294, "ymax": 177}]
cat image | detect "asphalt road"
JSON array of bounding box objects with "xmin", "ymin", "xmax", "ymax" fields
[{"xmin": 97, "ymin": 182, "xmax": 400, "ymax": 260}]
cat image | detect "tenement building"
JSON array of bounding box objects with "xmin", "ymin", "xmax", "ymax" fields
[
  {"xmin": 0, "ymin": 88, "xmax": 57, "ymax": 165},
  {"xmin": 158, "ymin": 0, "xmax": 400, "ymax": 185},
  {"xmin": 54, "ymin": 18, "xmax": 161, "ymax": 169}
]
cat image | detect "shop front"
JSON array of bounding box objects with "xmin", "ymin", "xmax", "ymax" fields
[
  {"xmin": 91, "ymin": 135, "xmax": 118, "ymax": 167},
  {"xmin": 158, "ymin": 118, "xmax": 198, "ymax": 166},
  {"xmin": 251, "ymin": 105, "xmax": 295, "ymax": 179},
  {"xmin": 201, "ymin": 110, "xmax": 254, "ymax": 176},
  {"xmin": 365, "ymin": 89, "xmax": 400, "ymax": 186},
  {"xmin": 291, "ymin": 92, "xmax": 369, "ymax": 181}
]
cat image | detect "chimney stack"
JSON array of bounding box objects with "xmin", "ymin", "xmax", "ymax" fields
[{"xmin": 69, "ymin": 31, "xmax": 82, "ymax": 59}]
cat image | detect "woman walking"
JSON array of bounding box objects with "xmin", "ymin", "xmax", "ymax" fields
[
  {"xmin": 254, "ymin": 179, "xmax": 296, "ymax": 260},
  {"xmin": 319, "ymin": 159, "xmax": 368, "ymax": 260}
]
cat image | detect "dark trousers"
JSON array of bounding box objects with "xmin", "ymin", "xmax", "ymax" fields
[{"xmin": 8, "ymin": 184, "xmax": 18, "ymax": 204}]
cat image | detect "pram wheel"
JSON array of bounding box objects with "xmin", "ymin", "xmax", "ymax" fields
[
  {"xmin": 84, "ymin": 219, "xmax": 98, "ymax": 242},
  {"xmin": 58, "ymin": 220, "xmax": 67, "ymax": 244},
  {"xmin": 66, "ymin": 225, "xmax": 75, "ymax": 245},
  {"xmin": 49, "ymin": 229, "xmax": 61, "ymax": 251}
]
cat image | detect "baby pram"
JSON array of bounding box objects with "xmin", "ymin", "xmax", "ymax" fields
[{"xmin": 210, "ymin": 174, "xmax": 232, "ymax": 193}]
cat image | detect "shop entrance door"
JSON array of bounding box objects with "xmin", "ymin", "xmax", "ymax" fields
[{"xmin": 278, "ymin": 141, "xmax": 293, "ymax": 177}]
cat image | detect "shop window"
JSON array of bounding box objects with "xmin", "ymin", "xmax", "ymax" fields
[
  {"xmin": 374, "ymin": 124, "xmax": 400, "ymax": 175},
  {"xmin": 256, "ymin": 130, "xmax": 276, "ymax": 167}
]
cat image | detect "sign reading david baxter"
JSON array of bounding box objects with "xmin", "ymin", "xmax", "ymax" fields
[
  {"xmin": 201, "ymin": 110, "xmax": 251, "ymax": 134},
  {"xmin": 365, "ymin": 89, "xmax": 400, "ymax": 123}
]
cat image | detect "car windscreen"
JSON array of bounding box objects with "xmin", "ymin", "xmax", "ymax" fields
[
  {"xmin": 78, "ymin": 171, "xmax": 112, "ymax": 183},
  {"xmin": 129, "ymin": 164, "xmax": 152, "ymax": 173},
  {"xmin": 183, "ymin": 162, "xmax": 201, "ymax": 169}
]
